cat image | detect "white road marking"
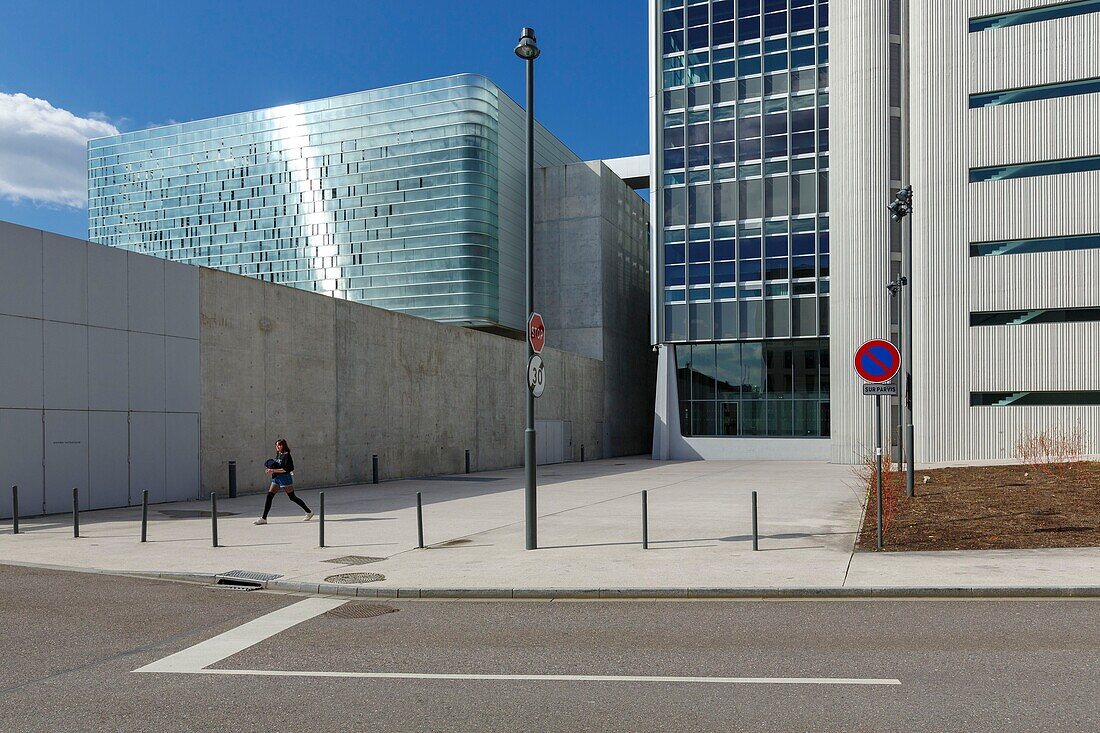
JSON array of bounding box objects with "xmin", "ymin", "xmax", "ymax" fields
[
  {"xmin": 134, "ymin": 598, "xmax": 901, "ymax": 686},
  {"xmin": 164, "ymin": 669, "xmax": 902, "ymax": 685},
  {"xmin": 134, "ymin": 597, "xmax": 346, "ymax": 673}
]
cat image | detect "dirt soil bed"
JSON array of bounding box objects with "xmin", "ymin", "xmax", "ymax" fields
[{"xmin": 857, "ymin": 462, "xmax": 1100, "ymax": 551}]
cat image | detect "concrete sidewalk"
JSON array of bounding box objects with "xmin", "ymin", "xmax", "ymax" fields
[{"xmin": 3, "ymin": 456, "xmax": 1099, "ymax": 597}]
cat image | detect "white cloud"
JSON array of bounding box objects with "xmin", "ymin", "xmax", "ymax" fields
[{"xmin": 0, "ymin": 93, "xmax": 119, "ymax": 208}]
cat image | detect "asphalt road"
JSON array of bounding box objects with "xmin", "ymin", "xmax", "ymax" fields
[{"xmin": 2, "ymin": 564, "xmax": 1099, "ymax": 732}]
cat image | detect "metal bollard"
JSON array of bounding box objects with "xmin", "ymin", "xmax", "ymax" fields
[
  {"xmin": 751, "ymin": 491, "xmax": 759, "ymax": 551},
  {"xmin": 211, "ymin": 492, "xmax": 219, "ymax": 547},
  {"xmin": 228, "ymin": 461, "xmax": 237, "ymax": 499},
  {"xmin": 465, "ymin": 449, "xmax": 471, "ymax": 475},
  {"xmin": 141, "ymin": 490, "xmax": 149, "ymax": 543},
  {"xmin": 642, "ymin": 490, "xmax": 649, "ymax": 550},
  {"xmin": 580, "ymin": 444, "xmax": 585, "ymax": 463},
  {"xmin": 11, "ymin": 485, "xmax": 18, "ymax": 535},
  {"xmin": 319, "ymin": 491, "xmax": 326, "ymax": 548},
  {"xmin": 372, "ymin": 454, "xmax": 379, "ymax": 484},
  {"xmin": 416, "ymin": 492, "xmax": 425, "ymax": 549},
  {"xmin": 73, "ymin": 487, "xmax": 80, "ymax": 538}
]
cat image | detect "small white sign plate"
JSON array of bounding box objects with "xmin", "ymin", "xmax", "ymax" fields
[
  {"xmin": 527, "ymin": 354, "xmax": 545, "ymax": 398},
  {"xmin": 863, "ymin": 383, "xmax": 898, "ymax": 396}
]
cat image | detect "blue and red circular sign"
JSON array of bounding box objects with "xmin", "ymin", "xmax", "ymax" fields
[{"xmin": 854, "ymin": 339, "xmax": 901, "ymax": 383}]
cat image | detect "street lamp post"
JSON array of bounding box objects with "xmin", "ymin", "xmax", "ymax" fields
[
  {"xmin": 888, "ymin": 185, "xmax": 915, "ymax": 497},
  {"xmin": 515, "ymin": 27, "xmax": 540, "ymax": 550}
]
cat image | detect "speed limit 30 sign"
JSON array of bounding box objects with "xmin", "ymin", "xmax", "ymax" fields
[{"xmin": 527, "ymin": 354, "xmax": 545, "ymax": 398}]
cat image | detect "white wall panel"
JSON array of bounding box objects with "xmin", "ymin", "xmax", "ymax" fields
[
  {"xmin": 87, "ymin": 244, "xmax": 128, "ymax": 330},
  {"xmin": 969, "ymin": 322, "xmax": 1100, "ymax": 390},
  {"xmin": 0, "ymin": 409, "xmax": 43, "ymax": 519},
  {"xmin": 42, "ymin": 232, "xmax": 88, "ymax": 325},
  {"xmin": 128, "ymin": 332, "xmax": 166, "ymax": 412},
  {"xmin": 969, "ymin": 13, "xmax": 1100, "ymax": 93},
  {"xmin": 88, "ymin": 327, "xmax": 129, "ymax": 411},
  {"xmin": 165, "ymin": 336, "xmax": 200, "ymax": 413},
  {"xmin": 0, "ymin": 315, "xmax": 43, "ymax": 409},
  {"xmin": 969, "ymin": 94, "xmax": 1100, "ymax": 168},
  {"xmin": 970, "ymin": 249, "xmax": 1100, "ymax": 311},
  {"xmin": 88, "ymin": 411, "xmax": 130, "ymax": 509},
  {"xmin": 44, "ymin": 411, "xmax": 89, "ymax": 514},
  {"xmin": 164, "ymin": 259, "xmax": 200, "ymax": 340},
  {"xmin": 43, "ymin": 321, "xmax": 89, "ymax": 410},
  {"xmin": 127, "ymin": 251, "xmax": 165, "ymax": 334},
  {"xmin": 830, "ymin": 0, "xmax": 898, "ymax": 464},
  {"xmin": 969, "ymin": 0, "xmax": 1060, "ymax": 16},
  {"xmin": 130, "ymin": 412, "xmax": 166, "ymax": 504},
  {"xmin": 165, "ymin": 412, "xmax": 199, "ymax": 502},
  {"xmin": 0, "ymin": 222, "xmax": 43, "ymax": 319},
  {"xmin": 969, "ymin": 171, "xmax": 1100, "ymax": 241}
]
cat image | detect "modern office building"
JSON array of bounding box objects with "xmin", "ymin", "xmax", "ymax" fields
[
  {"xmin": 649, "ymin": 0, "xmax": 834, "ymax": 459},
  {"xmin": 88, "ymin": 74, "xmax": 580, "ymax": 334},
  {"xmin": 653, "ymin": 0, "xmax": 1100, "ymax": 464},
  {"xmin": 832, "ymin": 0, "xmax": 1100, "ymax": 466}
]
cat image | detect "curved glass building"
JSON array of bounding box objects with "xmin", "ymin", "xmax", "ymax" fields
[{"xmin": 87, "ymin": 74, "xmax": 579, "ymax": 332}]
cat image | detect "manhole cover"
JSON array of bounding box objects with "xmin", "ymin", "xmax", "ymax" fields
[
  {"xmin": 325, "ymin": 602, "xmax": 398, "ymax": 619},
  {"xmin": 324, "ymin": 572, "xmax": 385, "ymax": 584},
  {"xmin": 159, "ymin": 509, "xmax": 238, "ymax": 518},
  {"xmin": 323, "ymin": 555, "xmax": 386, "ymax": 565}
]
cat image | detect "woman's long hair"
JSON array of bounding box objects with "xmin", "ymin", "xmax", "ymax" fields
[{"xmin": 276, "ymin": 438, "xmax": 290, "ymax": 453}]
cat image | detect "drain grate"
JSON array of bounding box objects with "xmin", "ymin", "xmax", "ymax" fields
[
  {"xmin": 324, "ymin": 572, "xmax": 386, "ymax": 584},
  {"xmin": 215, "ymin": 569, "xmax": 282, "ymax": 589},
  {"xmin": 159, "ymin": 509, "xmax": 238, "ymax": 518},
  {"xmin": 325, "ymin": 602, "xmax": 398, "ymax": 619},
  {"xmin": 420, "ymin": 476, "xmax": 504, "ymax": 483},
  {"xmin": 1035, "ymin": 526, "xmax": 1095, "ymax": 533},
  {"xmin": 323, "ymin": 555, "xmax": 386, "ymax": 565}
]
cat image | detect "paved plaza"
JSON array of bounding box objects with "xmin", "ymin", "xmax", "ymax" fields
[{"xmin": 4, "ymin": 457, "xmax": 1099, "ymax": 595}]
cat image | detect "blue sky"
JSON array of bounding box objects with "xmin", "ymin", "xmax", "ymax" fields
[{"xmin": 0, "ymin": 0, "xmax": 648, "ymax": 239}]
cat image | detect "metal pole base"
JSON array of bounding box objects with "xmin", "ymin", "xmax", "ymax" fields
[{"xmin": 525, "ymin": 428, "xmax": 537, "ymax": 550}]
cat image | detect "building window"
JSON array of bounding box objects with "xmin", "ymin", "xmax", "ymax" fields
[
  {"xmin": 970, "ymin": 77, "xmax": 1100, "ymax": 108},
  {"xmin": 675, "ymin": 339, "xmax": 829, "ymax": 437},
  {"xmin": 969, "ymin": 0, "xmax": 1100, "ymax": 33},
  {"xmin": 970, "ymin": 307, "xmax": 1100, "ymax": 326},
  {"xmin": 970, "ymin": 155, "xmax": 1100, "ymax": 183},
  {"xmin": 970, "ymin": 232, "xmax": 1100, "ymax": 257},
  {"xmin": 971, "ymin": 391, "xmax": 1100, "ymax": 406}
]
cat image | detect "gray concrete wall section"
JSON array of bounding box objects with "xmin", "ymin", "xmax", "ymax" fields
[
  {"xmin": 0, "ymin": 221, "xmax": 200, "ymax": 518},
  {"xmin": 200, "ymin": 267, "xmax": 606, "ymax": 495},
  {"xmin": 535, "ymin": 162, "xmax": 654, "ymax": 459}
]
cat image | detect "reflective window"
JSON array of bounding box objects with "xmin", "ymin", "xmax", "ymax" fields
[
  {"xmin": 970, "ymin": 155, "xmax": 1100, "ymax": 182},
  {"xmin": 970, "ymin": 232, "xmax": 1100, "ymax": 257},
  {"xmin": 970, "ymin": 307, "xmax": 1100, "ymax": 326},
  {"xmin": 971, "ymin": 391, "xmax": 1100, "ymax": 406},
  {"xmin": 969, "ymin": 76, "xmax": 1100, "ymax": 108},
  {"xmin": 969, "ymin": 0, "xmax": 1100, "ymax": 32}
]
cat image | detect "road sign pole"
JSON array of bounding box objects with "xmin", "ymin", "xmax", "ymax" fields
[
  {"xmin": 523, "ymin": 45, "xmax": 537, "ymax": 552},
  {"xmin": 875, "ymin": 394, "xmax": 884, "ymax": 551}
]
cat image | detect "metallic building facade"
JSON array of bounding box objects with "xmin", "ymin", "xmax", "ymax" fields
[
  {"xmin": 828, "ymin": 0, "xmax": 1100, "ymax": 465},
  {"xmin": 88, "ymin": 74, "xmax": 579, "ymax": 332},
  {"xmin": 650, "ymin": 0, "xmax": 833, "ymax": 459}
]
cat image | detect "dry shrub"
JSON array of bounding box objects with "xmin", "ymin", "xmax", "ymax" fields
[
  {"xmin": 851, "ymin": 446, "xmax": 905, "ymax": 540},
  {"xmin": 1014, "ymin": 423, "xmax": 1089, "ymax": 478}
]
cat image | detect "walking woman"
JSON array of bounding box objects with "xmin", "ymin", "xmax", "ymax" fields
[{"xmin": 254, "ymin": 439, "xmax": 313, "ymax": 524}]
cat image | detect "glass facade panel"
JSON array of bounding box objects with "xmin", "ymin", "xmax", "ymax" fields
[
  {"xmin": 658, "ymin": 0, "xmax": 829, "ymax": 440},
  {"xmin": 87, "ymin": 74, "xmax": 579, "ymax": 331}
]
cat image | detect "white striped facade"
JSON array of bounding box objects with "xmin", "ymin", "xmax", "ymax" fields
[{"xmin": 829, "ymin": 0, "xmax": 1100, "ymax": 465}]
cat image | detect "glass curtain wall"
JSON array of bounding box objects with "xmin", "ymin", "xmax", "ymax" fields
[
  {"xmin": 87, "ymin": 75, "xmax": 579, "ymax": 330},
  {"xmin": 658, "ymin": 0, "xmax": 830, "ymax": 438}
]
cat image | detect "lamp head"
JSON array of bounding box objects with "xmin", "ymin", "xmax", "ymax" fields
[{"xmin": 515, "ymin": 27, "xmax": 540, "ymax": 60}]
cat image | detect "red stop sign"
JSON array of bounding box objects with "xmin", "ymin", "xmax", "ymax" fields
[{"xmin": 528, "ymin": 312, "xmax": 545, "ymax": 354}]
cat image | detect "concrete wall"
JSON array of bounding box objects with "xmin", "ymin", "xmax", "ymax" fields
[
  {"xmin": 200, "ymin": 267, "xmax": 606, "ymax": 495},
  {"xmin": 0, "ymin": 221, "xmax": 200, "ymax": 518},
  {"xmin": 535, "ymin": 161, "xmax": 655, "ymax": 458}
]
